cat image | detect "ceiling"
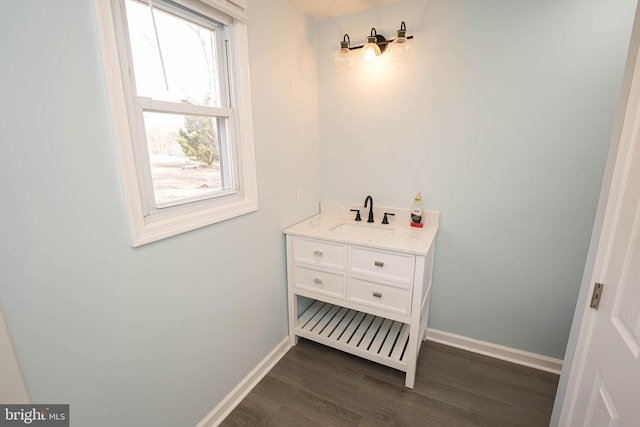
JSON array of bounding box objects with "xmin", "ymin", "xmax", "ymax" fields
[{"xmin": 288, "ymin": 0, "xmax": 400, "ymax": 18}]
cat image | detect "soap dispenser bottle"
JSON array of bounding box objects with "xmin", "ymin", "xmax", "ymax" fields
[{"xmin": 410, "ymin": 192, "xmax": 424, "ymax": 228}]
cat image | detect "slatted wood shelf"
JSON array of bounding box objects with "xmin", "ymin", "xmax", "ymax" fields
[{"xmin": 295, "ymin": 301, "xmax": 411, "ymax": 371}]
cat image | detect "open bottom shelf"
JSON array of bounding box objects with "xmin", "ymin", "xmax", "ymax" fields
[{"xmin": 295, "ymin": 301, "xmax": 410, "ymax": 371}]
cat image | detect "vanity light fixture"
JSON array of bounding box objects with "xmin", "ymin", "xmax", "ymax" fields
[{"xmin": 335, "ymin": 21, "xmax": 414, "ymax": 66}]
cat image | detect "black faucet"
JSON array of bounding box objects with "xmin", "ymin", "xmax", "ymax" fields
[{"xmin": 364, "ymin": 195, "xmax": 374, "ymax": 223}]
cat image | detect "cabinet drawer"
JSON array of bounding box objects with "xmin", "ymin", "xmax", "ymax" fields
[
  {"xmin": 350, "ymin": 246, "xmax": 415, "ymax": 284},
  {"xmin": 349, "ymin": 277, "xmax": 412, "ymax": 316},
  {"xmin": 293, "ymin": 237, "xmax": 345, "ymax": 271},
  {"xmin": 293, "ymin": 264, "xmax": 346, "ymax": 299}
]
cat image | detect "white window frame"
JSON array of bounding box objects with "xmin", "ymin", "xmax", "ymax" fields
[{"xmin": 95, "ymin": 0, "xmax": 257, "ymax": 247}]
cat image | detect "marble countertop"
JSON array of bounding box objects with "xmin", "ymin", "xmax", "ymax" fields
[{"xmin": 284, "ymin": 201, "xmax": 439, "ymax": 256}]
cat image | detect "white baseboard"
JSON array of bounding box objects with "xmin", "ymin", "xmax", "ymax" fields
[
  {"xmin": 426, "ymin": 328, "xmax": 563, "ymax": 375},
  {"xmin": 196, "ymin": 337, "xmax": 291, "ymax": 427}
]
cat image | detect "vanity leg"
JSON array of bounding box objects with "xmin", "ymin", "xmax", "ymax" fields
[
  {"xmin": 404, "ymin": 371, "xmax": 416, "ymax": 389},
  {"xmin": 421, "ymin": 289, "xmax": 432, "ymax": 342},
  {"xmin": 285, "ymin": 235, "xmax": 299, "ymax": 346},
  {"xmin": 288, "ymin": 292, "xmax": 298, "ymax": 346},
  {"xmin": 404, "ymin": 323, "xmax": 420, "ymax": 389}
]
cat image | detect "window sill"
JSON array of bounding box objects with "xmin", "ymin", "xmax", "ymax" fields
[{"xmin": 131, "ymin": 194, "xmax": 258, "ymax": 246}]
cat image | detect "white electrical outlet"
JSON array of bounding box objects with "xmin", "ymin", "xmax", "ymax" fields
[{"xmin": 296, "ymin": 187, "xmax": 304, "ymax": 204}]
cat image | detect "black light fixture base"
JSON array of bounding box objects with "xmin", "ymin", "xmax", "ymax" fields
[
  {"xmin": 347, "ymin": 35, "xmax": 413, "ymax": 51},
  {"xmin": 373, "ymin": 34, "xmax": 388, "ymax": 54}
]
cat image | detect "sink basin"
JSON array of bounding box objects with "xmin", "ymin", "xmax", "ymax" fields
[{"xmin": 330, "ymin": 223, "xmax": 394, "ymax": 240}]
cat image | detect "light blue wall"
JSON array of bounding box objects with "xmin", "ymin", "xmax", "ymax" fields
[
  {"xmin": 316, "ymin": 0, "xmax": 635, "ymax": 359},
  {"xmin": 550, "ymin": 3, "xmax": 640, "ymax": 424},
  {"xmin": 0, "ymin": 1, "xmax": 318, "ymax": 426}
]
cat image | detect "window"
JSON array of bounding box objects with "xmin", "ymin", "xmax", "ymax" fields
[{"xmin": 95, "ymin": 0, "xmax": 257, "ymax": 246}]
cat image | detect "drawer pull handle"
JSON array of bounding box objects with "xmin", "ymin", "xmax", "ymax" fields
[
  {"xmin": 314, "ymin": 250, "xmax": 324, "ymax": 257},
  {"xmin": 313, "ymin": 277, "xmax": 323, "ymax": 285},
  {"xmin": 373, "ymin": 291, "xmax": 382, "ymax": 298},
  {"xmin": 374, "ymin": 261, "xmax": 384, "ymax": 267}
]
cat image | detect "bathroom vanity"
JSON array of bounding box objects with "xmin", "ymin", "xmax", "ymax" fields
[{"xmin": 284, "ymin": 201, "xmax": 439, "ymax": 388}]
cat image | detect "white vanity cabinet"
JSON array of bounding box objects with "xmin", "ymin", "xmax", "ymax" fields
[{"xmin": 284, "ymin": 211, "xmax": 437, "ymax": 389}]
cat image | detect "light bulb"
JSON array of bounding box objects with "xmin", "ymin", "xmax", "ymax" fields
[
  {"xmin": 390, "ymin": 38, "xmax": 411, "ymax": 62},
  {"xmin": 390, "ymin": 22, "xmax": 411, "ymax": 62},
  {"xmin": 362, "ymin": 42, "xmax": 381, "ymax": 62},
  {"xmin": 362, "ymin": 29, "xmax": 383, "ymax": 63},
  {"xmin": 335, "ymin": 49, "xmax": 353, "ymax": 68},
  {"xmin": 334, "ymin": 34, "xmax": 353, "ymax": 68}
]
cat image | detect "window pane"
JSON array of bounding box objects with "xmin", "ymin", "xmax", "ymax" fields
[
  {"xmin": 143, "ymin": 112, "xmax": 229, "ymax": 205},
  {"xmin": 125, "ymin": 0, "xmax": 221, "ymax": 107}
]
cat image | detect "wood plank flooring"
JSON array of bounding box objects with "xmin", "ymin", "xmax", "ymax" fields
[{"xmin": 221, "ymin": 338, "xmax": 559, "ymax": 426}]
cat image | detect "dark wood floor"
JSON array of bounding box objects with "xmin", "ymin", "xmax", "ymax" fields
[{"xmin": 221, "ymin": 338, "xmax": 559, "ymax": 426}]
